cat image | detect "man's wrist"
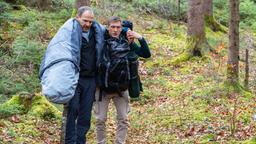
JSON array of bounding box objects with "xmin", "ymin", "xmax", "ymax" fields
[{"xmin": 138, "ymin": 36, "xmax": 143, "ymax": 40}]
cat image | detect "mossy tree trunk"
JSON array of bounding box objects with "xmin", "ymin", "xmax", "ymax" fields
[
  {"xmin": 172, "ymin": 0, "xmax": 210, "ymax": 65},
  {"xmin": 203, "ymin": 0, "xmax": 227, "ymax": 33},
  {"xmin": 187, "ymin": 0, "xmax": 210, "ymax": 57},
  {"xmin": 227, "ymin": 0, "xmax": 240, "ymax": 85}
]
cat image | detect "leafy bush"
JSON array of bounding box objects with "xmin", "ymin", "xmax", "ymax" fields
[
  {"xmin": 0, "ymin": 103, "xmax": 24, "ymax": 118},
  {"xmin": 240, "ymin": 0, "xmax": 256, "ymax": 28},
  {"xmin": 3, "ymin": 0, "xmax": 68, "ymax": 10},
  {"xmin": 93, "ymin": 0, "xmax": 134, "ymax": 20},
  {"xmin": 12, "ymin": 37, "xmax": 45, "ymax": 68},
  {"xmin": 132, "ymin": 0, "xmax": 187, "ymax": 20},
  {"xmin": 0, "ymin": 1, "xmax": 11, "ymax": 13},
  {"xmin": 12, "ymin": 20, "xmax": 53, "ymax": 67},
  {"xmin": 214, "ymin": 0, "xmax": 256, "ymax": 32},
  {"xmin": 0, "ymin": 1, "xmax": 11, "ymax": 26}
]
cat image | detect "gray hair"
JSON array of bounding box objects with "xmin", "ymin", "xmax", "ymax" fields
[{"xmin": 77, "ymin": 6, "xmax": 94, "ymax": 17}]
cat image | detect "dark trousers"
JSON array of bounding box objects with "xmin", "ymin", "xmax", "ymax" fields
[{"xmin": 65, "ymin": 76, "xmax": 96, "ymax": 144}]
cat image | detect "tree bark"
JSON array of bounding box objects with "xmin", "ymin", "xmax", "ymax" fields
[
  {"xmin": 60, "ymin": 105, "xmax": 68, "ymax": 144},
  {"xmin": 75, "ymin": 0, "xmax": 91, "ymax": 9},
  {"xmin": 187, "ymin": 0, "xmax": 210, "ymax": 56},
  {"xmin": 171, "ymin": 0, "xmax": 211, "ymax": 65},
  {"xmin": 203, "ymin": 0, "xmax": 213, "ymax": 16},
  {"xmin": 244, "ymin": 49, "xmax": 249, "ymax": 89},
  {"xmin": 177, "ymin": 0, "xmax": 181, "ymax": 20},
  {"xmin": 203, "ymin": 0, "xmax": 227, "ymax": 33},
  {"xmin": 227, "ymin": 0, "xmax": 240, "ymax": 84},
  {"xmin": 188, "ymin": 0, "xmax": 204, "ymax": 38}
]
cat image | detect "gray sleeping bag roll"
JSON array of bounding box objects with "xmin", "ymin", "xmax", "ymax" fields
[
  {"xmin": 39, "ymin": 18, "xmax": 104, "ymax": 104},
  {"xmin": 41, "ymin": 61, "xmax": 79, "ymax": 104}
]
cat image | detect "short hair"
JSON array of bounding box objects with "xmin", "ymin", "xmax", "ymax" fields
[
  {"xmin": 107, "ymin": 16, "xmax": 122, "ymax": 26},
  {"xmin": 77, "ymin": 6, "xmax": 94, "ymax": 17}
]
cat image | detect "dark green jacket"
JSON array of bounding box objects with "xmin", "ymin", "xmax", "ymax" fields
[
  {"xmin": 129, "ymin": 37, "xmax": 151, "ymax": 59},
  {"xmin": 128, "ymin": 37, "xmax": 151, "ymax": 98}
]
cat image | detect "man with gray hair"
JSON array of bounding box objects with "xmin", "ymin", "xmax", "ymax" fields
[{"xmin": 64, "ymin": 6, "xmax": 103, "ymax": 144}]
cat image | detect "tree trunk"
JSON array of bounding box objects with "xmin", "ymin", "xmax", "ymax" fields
[
  {"xmin": 177, "ymin": 0, "xmax": 181, "ymax": 20},
  {"xmin": 244, "ymin": 49, "xmax": 249, "ymax": 89},
  {"xmin": 203, "ymin": 0, "xmax": 213, "ymax": 16},
  {"xmin": 60, "ymin": 105, "xmax": 68, "ymax": 144},
  {"xmin": 203, "ymin": 0, "xmax": 227, "ymax": 33},
  {"xmin": 171, "ymin": 0, "xmax": 210, "ymax": 65},
  {"xmin": 72, "ymin": 0, "xmax": 91, "ymax": 18},
  {"xmin": 227, "ymin": 0, "xmax": 240, "ymax": 84},
  {"xmin": 75, "ymin": 0, "xmax": 91, "ymax": 9},
  {"xmin": 188, "ymin": 0, "xmax": 205, "ymax": 39}
]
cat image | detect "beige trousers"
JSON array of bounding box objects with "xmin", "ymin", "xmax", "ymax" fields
[{"xmin": 94, "ymin": 88, "xmax": 130, "ymax": 144}]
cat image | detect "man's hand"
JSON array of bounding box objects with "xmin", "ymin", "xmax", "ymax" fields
[
  {"xmin": 127, "ymin": 30, "xmax": 142, "ymax": 40},
  {"xmin": 127, "ymin": 30, "xmax": 134, "ymax": 44}
]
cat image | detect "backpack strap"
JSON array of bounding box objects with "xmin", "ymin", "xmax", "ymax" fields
[
  {"xmin": 126, "ymin": 58, "xmax": 130, "ymax": 80},
  {"xmin": 105, "ymin": 62, "xmax": 110, "ymax": 88}
]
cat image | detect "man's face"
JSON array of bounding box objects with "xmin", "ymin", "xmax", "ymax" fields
[
  {"xmin": 77, "ymin": 11, "xmax": 94, "ymax": 31},
  {"xmin": 108, "ymin": 21, "xmax": 122, "ymax": 38}
]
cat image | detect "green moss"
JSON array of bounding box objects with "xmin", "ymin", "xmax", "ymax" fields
[
  {"xmin": 199, "ymin": 134, "xmax": 215, "ymax": 143},
  {"xmin": 71, "ymin": 8, "xmax": 77, "ymax": 18},
  {"xmin": 0, "ymin": 94, "xmax": 61, "ymax": 119},
  {"xmin": 171, "ymin": 35, "xmax": 212, "ymax": 65},
  {"xmin": 241, "ymin": 137, "xmax": 256, "ymax": 144},
  {"xmin": 28, "ymin": 94, "xmax": 61, "ymax": 119},
  {"xmin": 0, "ymin": 103, "xmax": 24, "ymax": 118},
  {"xmin": 0, "ymin": 95, "xmax": 32, "ymax": 118},
  {"xmin": 171, "ymin": 51, "xmax": 191, "ymax": 66},
  {"xmin": 205, "ymin": 15, "xmax": 228, "ymax": 33}
]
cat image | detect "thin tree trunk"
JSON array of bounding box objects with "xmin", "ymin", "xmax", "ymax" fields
[
  {"xmin": 72, "ymin": 0, "xmax": 91, "ymax": 19},
  {"xmin": 244, "ymin": 49, "xmax": 249, "ymax": 88},
  {"xmin": 60, "ymin": 105, "xmax": 68, "ymax": 144},
  {"xmin": 75, "ymin": 0, "xmax": 91, "ymax": 9},
  {"xmin": 177, "ymin": 0, "xmax": 181, "ymax": 20},
  {"xmin": 227, "ymin": 0, "xmax": 240, "ymax": 84}
]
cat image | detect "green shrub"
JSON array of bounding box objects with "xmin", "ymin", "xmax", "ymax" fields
[
  {"xmin": 0, "ymin": 103, "xmax": 24, "ymax": 118},
  {"xmin": 93, "ymin": 0, "xmax": 134, "ymax": 20},
  {"xmin": 132, "ymin": 0, "xmax": 187, "ymax": 20},
  {"xmin": 240, "ymin": 0, "xmax": 256, "ymax": 29},
  {"xmin": 214, "ymin": 0, "xmax": 256, "ymax": 32},
  {"xmin": 12, "ymin": 37, "xmax": 45, "ymax": 68},
  {"xmin": 0, "ymin": 1, "xmax": 11, "ymax": 13},
  {"xmin": 0, "ymin": 1, "xmax": 11, "ymax": 26}
]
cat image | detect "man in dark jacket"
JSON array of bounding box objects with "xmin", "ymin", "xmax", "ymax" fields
[
  {"xmin": 95, "ymin": 16, "xmax": 151, "ymax": 144},
  {"xmin": 65, "ymin": 6, "xmax": 103, "ymax": 144}
]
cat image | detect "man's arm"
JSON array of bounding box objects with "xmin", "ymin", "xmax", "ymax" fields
[
  {"xmin": 127, "ymin": 31, "xmax": 151, "ymax": 58},
  {"xmin": 91, "ymin": 21, "xmax": 105, "ymax": 66}
]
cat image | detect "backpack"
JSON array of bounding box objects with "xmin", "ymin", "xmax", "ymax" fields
[
  {"xmin": 128, "ymin": 53, "xmax": 143, "ymax": 98},
  {"xmin": 122, "ymin": 20, "xmax": 143, "ymax": 99},
  {"xmin": 99, "ymin": 34, "xmax": 130, "ymax": 95}
]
